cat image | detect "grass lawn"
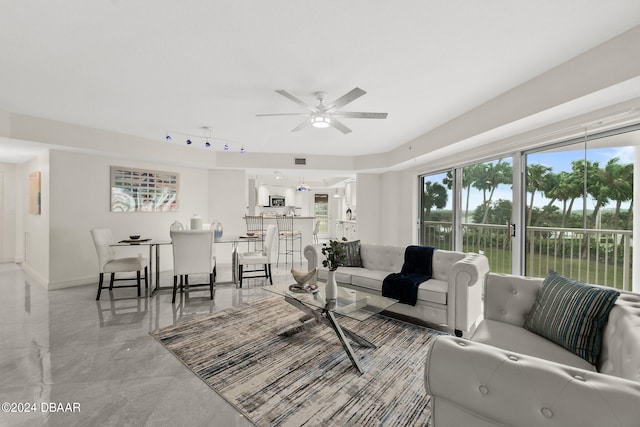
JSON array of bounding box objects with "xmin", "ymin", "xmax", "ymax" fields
[{"xmin": 465, "ymin": 244, "xmax": 631, "ymax": 291}]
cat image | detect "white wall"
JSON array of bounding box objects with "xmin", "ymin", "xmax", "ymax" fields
[
  {"xmin": 356, "ymin": 171, "xmax": 417, "ymax": 247},
  {"xmin": 18, "ymin": 151, "xmax": 50, "ymax": 286},
  {"xmin": 355, "ymin": 173, "xmax": 382, "ymax": 244},
  {"xmin": 207, "ymin": 169, "xmax": 247, "ymax": 264},
  {"xmin": 48, "ymin": 150, "xmax": 209, "ymax": 289},
  {"xmin": 0, "ymin": 162, "xmax": 17, "ymax": 262}
]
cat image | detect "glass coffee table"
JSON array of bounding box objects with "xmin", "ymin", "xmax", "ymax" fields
[{"xmin": 263, "ymin": 281, "xmax": 397, "ymax": 374}]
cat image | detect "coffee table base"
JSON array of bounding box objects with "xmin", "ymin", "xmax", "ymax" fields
[{"xmin": 281, "ymin": 295, "xmax": 376, "ymax": 374}]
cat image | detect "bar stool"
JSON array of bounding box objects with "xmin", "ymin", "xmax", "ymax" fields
[
  {"xmin": 245, "ymin": 214, "xmax": 265, "ymax": 251},
  {"xmin": 276, "ymin": 215, "xmax": 302, "ymax": 267}
]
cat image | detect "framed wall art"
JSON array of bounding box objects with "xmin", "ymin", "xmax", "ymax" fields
[
  {"xmin": 28, "ymin": 171, "xmax": 41, "ymax": 215},
  {"xmin": 110, "ymin": 166, "xmax": 179, "ymax": 212}
]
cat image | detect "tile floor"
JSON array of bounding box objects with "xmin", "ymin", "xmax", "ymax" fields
[{"xmin": 0, "ymin": 261, "xmax": 305, "ymax": 427}]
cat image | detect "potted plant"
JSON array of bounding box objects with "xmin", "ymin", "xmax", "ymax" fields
[{"xmin": 321, "ymin": 237, "xmax": 347, "ymax": 301}]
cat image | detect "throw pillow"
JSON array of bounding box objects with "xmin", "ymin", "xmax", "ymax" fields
[
  {"xmin": 524, "ymin": 270, "xmax": 619, "ymax": 365},
  {"xmin": 343, "ymin": 240, "xmax": 363, "ymax": 267}
]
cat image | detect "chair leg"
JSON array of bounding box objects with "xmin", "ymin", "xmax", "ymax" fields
[
  {"xmin": 239, "ymin": 265, "xmax": 243, "ymax": 288},
  {"xmin": 209, "ymin": 273, "xmax": 214, "ymax": 300},
  {"xmin": 144, "ymin": 266, "xmax": 149, "ymax": 289},
  {"xmin": 277, "ymin": 238, "xmax": 281, "ymax": 267},
  {"xmin": 96, "ymin": 273, "xmax": 104, "ymax": 300},
  {"xmin": 109, "ymin": 273, "xmax": 115, "ymax": 290},
  {"xmin": 268, "ymin": 264, "xmax": 273, "ymax": 285},
  {"xmin": 213, "ymin": 265, "xmax": 217, "ymax": 281},
  {"xmin": 136, "ymin": 271, "xmax": 141, "ymax": 297},
  {"xmin": 172, "ymin": 275, "xmax": 178, "ymax": 303}
]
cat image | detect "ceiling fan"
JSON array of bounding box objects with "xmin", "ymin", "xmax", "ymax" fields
[{"xmin": 257, "ymin": 87, "xmax": 388, "ymax": 134}]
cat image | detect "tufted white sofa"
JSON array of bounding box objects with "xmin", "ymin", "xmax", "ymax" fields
[
  {"xmin": 304, "ymin": 243, "xmax": 489, "ymax": 335},
  {"xmin": 424, "ymin": 272, "xmax": 640, "ymax": 427}
]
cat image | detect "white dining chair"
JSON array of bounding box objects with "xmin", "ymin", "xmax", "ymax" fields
[
  {"xmin": 238, "ymin": 224, "xmax": 277, "ymax": 287},
  {"xmin": 90, "ymin": 228, "xmax": 149, "ymax": 300},
  {"xmin": 170, "ymin": 229, "xmax": 216, "ymax": 303},
  {"xmin": 312, "ymin": 220, "xmax": 321, "ymax": 243}
]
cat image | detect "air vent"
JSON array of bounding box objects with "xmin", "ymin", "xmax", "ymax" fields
[{"xmin": 294, "ymin": 158, "xmax": 306, "ymax": 165}]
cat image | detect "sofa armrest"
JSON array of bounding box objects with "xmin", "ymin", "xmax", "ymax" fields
[
  {"xmin": 425, "ymin": 335, "xmax": 640, "ymax": 427},
  {"xmin": 484, "ymin": 272, "xmax": 542, "ymax": 327},
  {"xmin": 448, "ymin": 253, "xmax": 489, "ymax": 334}
]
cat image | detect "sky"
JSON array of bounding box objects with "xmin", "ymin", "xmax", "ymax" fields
[{"xmin": 426, "ymin": 145, "xmax": 636, "ymax": 216}]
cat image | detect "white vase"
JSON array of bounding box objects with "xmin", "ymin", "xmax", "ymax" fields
[
  {"xmin": 190, "ymin": 214, "xmax": 203, "ymax": 230},
  {"xmin": 326, "ymin": 270, "xmax": 338, "ymax": 302}
]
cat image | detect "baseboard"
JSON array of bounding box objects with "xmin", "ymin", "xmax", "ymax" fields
[
  {"xmin": 20, "ymin": 263, "xmax": 48, "ymax": 289},
  {"xmin": 48, "ymin": 275, "xmax": 96, "ymax": 290}
]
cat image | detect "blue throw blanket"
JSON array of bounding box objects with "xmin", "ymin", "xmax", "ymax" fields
[{"xmin": 382, "ymin": 246, "xmax": 436, "ymax": 306}]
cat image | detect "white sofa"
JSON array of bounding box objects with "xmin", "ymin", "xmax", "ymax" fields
[
  {"xmin": 304, "ymin": 243, "xmax": 490, "ymax": 335},
  {"xmin": 424, "ymin": 272, "xmax": 640, "ymax": 427}
]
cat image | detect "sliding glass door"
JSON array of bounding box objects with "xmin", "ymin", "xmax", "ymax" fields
[
  {"xmin": 461, "ymin": 158, "xmax": 513, "ymax": 274},
  {"xmin": 524, "ymin": 129, "xmax": 636, "ymax": 290},
  {"xmin": 419, "ymin": 171, "xmax": 453, "ymax": 250},
  {"xmin": 419, "ymin": 158, "xmax": 514, "ymax": 273}
]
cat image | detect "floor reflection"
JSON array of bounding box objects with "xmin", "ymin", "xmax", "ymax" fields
[
  {"xmin": 1, "ymin": 261, "xmax": 301, "ymax": 426},
  {"xmin": 95, "ymin": 293, "xmax": 149, "ymax": 327}
]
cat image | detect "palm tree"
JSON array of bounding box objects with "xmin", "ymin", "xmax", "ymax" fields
[
  {"xmin": 586, "ymin": 160, "xmax": 610, "ymax": 229},
  {"xmin": 444, "ymin": 164, "xmax": 483, "ymax": 224},
  {"xmin": 526, "ymin": 164, "xmax": 551, "ymax": 226},
  {"xmin": 472, "ymin": 159, "xmax": 512, "ymax": 225},
  {"xmin": 422, "ymin": 180, "xmax": 448, "ymax": 220},
  {"xmin": 599, "ymin": 158, "xmax": 633, "ymax": 229}
]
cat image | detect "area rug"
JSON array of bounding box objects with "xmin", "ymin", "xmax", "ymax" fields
[{"xmin": 150, "ymin": 296, "xmax": 443, "ymax": 427}]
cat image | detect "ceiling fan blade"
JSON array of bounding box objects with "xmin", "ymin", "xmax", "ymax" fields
[
  {"xmin": 329, "ymin": 118, "xmax": 352, "ymax": 134},
  {"xmin": 276, "ymin": 90, "xmax": 318, "ymax": 113},
  {"xmin": 292, "ymin": 118, "xmax": 312, "ymax": 132},
  {"xmin": 331, "ymin": 112, "xmax": 388, "ymax": 119},
  {"xmin": 325, "ymin": 87, "xmax": 366, "ymax": 112},
  {"xmin": 256, "ymin": 113, "xmax": 309, "ymax": 117}
]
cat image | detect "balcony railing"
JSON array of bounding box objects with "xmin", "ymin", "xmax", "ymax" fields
[{"xmin": 422, "ymin": 221, "xmax": 633, "ymax": 291}]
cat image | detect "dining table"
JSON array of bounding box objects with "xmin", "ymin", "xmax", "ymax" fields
[
  {"xmin": 109, "ymin": 238, "xmax": 172, "ymax": 297},
  {"xmin": 110, "ymin": 235, "xmax": 260, "ymax": 297}
]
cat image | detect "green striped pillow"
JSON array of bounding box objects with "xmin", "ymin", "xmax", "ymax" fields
[{"xmin": 524, "ymin": 271, "xmax": 619, "ymax": 365}]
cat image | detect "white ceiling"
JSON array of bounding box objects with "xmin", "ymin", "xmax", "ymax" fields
[{"xmin": 0, "ymin": 1, "xmax": 639, "ymax": 163}]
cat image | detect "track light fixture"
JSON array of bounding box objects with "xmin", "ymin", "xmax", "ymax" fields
[{"xmin": 164, "ymin": 129, "xmax": 246, "ymax": 153}]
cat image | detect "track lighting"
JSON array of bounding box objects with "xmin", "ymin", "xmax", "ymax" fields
[{"xmin": 163, "ymin": 129, "xmax": 245, "ymax": 153}]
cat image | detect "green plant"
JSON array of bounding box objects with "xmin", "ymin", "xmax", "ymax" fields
[{"xmin": 321, "ymin": 237, "xmax": 347, "ymax": 271}]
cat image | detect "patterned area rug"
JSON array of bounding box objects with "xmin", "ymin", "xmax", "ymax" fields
[{"xmin": 151, "ymin": 297, "xmax": 443, "ymax": 427}]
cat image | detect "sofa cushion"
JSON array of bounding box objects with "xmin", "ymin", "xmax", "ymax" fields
[
  {"xmin": 343, "ymin": 240, "xmax": 362, "ymax": 267},
  {"xmin": 418, "ymin": 279, "xmax": 448, "ymax": 305},
  {"xmin": 472, "ymin": 319, "xmax": 596, "ymax": 372},
  {"xmin": 350, "ymin": 268, "xmax": 390, "ymax": 291},
  {"xmin": 524, "ymin": 271, "xmax": 620, "ymax": 365},
  {"xmin": 349, "ymin": 270, "xmax": 448, "ymax": 305},
  {"xmin": 359, "ymin": 244, "xmax": 405, "ymax": 272}
]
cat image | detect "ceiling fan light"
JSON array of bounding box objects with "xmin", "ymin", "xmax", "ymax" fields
[{"xmin": 311, "ymin": 115, "xmax": 331, "ymax": 128}]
